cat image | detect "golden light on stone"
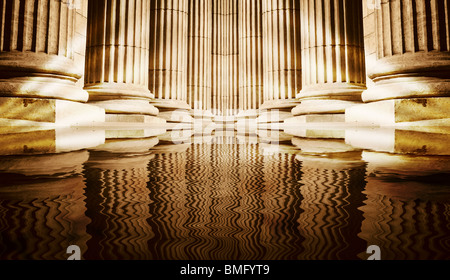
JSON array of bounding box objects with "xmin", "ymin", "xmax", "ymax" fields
[{"xmin": 0, "ymin": 0, "xmax": 449, "ymax": 263}]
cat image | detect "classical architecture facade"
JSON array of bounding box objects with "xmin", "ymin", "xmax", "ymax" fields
[{"xmin": 0, "ymin": 0, "xmax": 448, "ymax": 127}]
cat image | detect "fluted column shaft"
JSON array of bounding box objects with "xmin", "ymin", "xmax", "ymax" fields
[
  {"xmin": 363, "ymin": 0, "xmax": 450, "ymax": 102},
  {"xmin": 84, "ymin": 0, "xmax": 157, "ymax": 116},
  {"xmin": 300, "ymin": 0, "xmax": 365, "ymax": 99},
  {"xmin": 0, "ymin": 0, "xmax": 87, "ymax": 102},
  {"xmin": 238, "ymin": 0, "xmax": 263, "ymax": 113},
  {"xmin": 187, "ymin": 0, "xmax": 212, "ymax": 114},
  {"xmin": 149, "ymin": 0, "xmax": 189, "ymax": 108},
  {"xmin": 292, "ymin": 0, "xmax": 366, "ymax": 116},
  {"xmin": 261, "ymin": 0, "xmax": 301, "ymax": 110},
  {"xmin": 212, "ymin": 0, "xmax": 239, "ymax": 117}
]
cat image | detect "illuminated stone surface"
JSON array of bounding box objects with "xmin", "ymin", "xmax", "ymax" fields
[
  {"xmin": 0, "ymin": 97, "xmax": 104, "ymax": 125},
  {"xmin": 346, "ymin": 128, "xmax": 450, "ymax": 156},
  {"xmin": 0, "ymin": 0, "xmax": 448, "ymax": 128},
  {"xmin": 0, "ymin": 127, "xmax": 105, "ymax": 156},
  {"xmin": 105, "ymin": 128, "xmax": 166, "ymax": 140},
  {"xmin": 346, "ymin": 97, "xmax": 450, "ymax": 125}
]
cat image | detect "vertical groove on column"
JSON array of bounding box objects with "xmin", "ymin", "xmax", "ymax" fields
[{"xmin": 238, "ymin": 0, "xmax": 263, "ymax": 113}]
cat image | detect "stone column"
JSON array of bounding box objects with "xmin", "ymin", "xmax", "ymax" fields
[
  {"xmin": 346, "ymin": 0, "xmax": 450, "ymax": 125},
  {"xmin": 187, "ymin": 0, "xmax": 213, "ymax": 120},
  {"xmin": 149, "ymin": 0, "xmax": 193, "ymax": 123},
  {"xmin": 0, "ymin": 0, "xmax": 103, "ymax": 125},
  {"xmin": 237, "ymin": 0, "xmax": 263, "ymax": 125},
  {"xmin": 292, "ymin": 0, "xmax": 366, "ymax": 120},
  {"xmin": 84, "ymin": 0, "xmax": 160, "ymax": 123},
  {"xmin": 212, "ymin": 0, "xmax": 239, "ymax": 121},
  {"xmin": 260, "ymin": 0, "xmax": 301, "ymax": 123}
]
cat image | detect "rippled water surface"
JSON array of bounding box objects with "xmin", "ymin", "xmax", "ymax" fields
[{"xmin": 0, "ymin": 133, "xmax": 449, "ymax": 260}]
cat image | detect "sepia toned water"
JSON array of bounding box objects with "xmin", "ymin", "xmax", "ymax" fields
[{"xmin": 0, "ymin": 132, "xmax": 449, "ymax": 260}]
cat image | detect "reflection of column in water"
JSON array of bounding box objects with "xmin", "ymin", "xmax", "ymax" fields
[
  {"xmin": 148, "ymin": 142, "xmax": 305, "ymax": 260},
  {"xmin": 147, "ymin": 150, "xmax": 189, "ymax": 259},
  {"xmin": 184, "ymin": 143, "xmax": 221, "ymax": 259},
  {"xmin": 202, "ymin": 143, "xmax": 244, "ymax": 259},
  {"xmin": 261, "ymin": 151, "xmax": 304, "ymax": 260},
  {"xmin": 359, "ymin": 152, "xmax": 450, "ymax": 260},
  {"xmin": 83, "ymin": 152, "xmax": 155, "ymax": 260},
  {"xmin": 296, "ymin": 154, "xmax": 367, "ymax": 260},
  {"xmin": 232, "ymin": 143, "xmax": 266, "ymax": 259},
  {"xmin": 0, "ymin": 151, "xmax": 90, "ymax": 260}
]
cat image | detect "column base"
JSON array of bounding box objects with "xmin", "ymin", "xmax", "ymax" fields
[
  {"xmin": 255, "ymin": 129, "xmax": 293, "ymax": 144},
  {"xmin": 158, "ymin": 110, "xmax": 194, "ymax": 123},
  {"xmin": 0, "ymin": 52, "xmax": 88, "ymax": 102},
  {"xmin": 105, "ymin": 114, "xmax": 166, "ymax": 125},
  {"xmin": 0, "ymin": 97, "xmax": 105, "ymax": 126},
  {"xmin": 345, "ymin": 128, "xmax": 450, "ymax": 156},
  {"xmin": 292, "ymin": 99, "xmax": 362, "ymax": 116},
  {"xmin": 104, "ymin": 127, "xmax": 166, "ymax": 139},
  {"xmin": 151, "ymin": 99, "xmax": 193, "ymax": 123},
  {"xmin": 258, "ymin": 100, "xmax": 300, "ymax": 124},
  {"xmin": 0, "ymin": 127, "xmax": 105, "ymax": 156},
  {"xmin": 257, "ymin": 109, "xmax": 293, "ymax": 124},
  {"xmin": 364, "ymin": 52, "xmax": 450, "ymax": 102},
  {"xmin": 0, "ymin": 77, "xmax": 89, "ymax": 102},
  {"xmin": 363, "ymin": 76, "xmax": 450, "ymax": 102},
  {"xmin": 259, "ymin": 99, "xmax": 300, "ymax": 110},
  {"xmin": 345, "ymin": 97, "xmax": 450, "ymax": 126},
  {"xmin": 284, "ymin": 114, "xmax": 348, "ymax": 139},
  {"xmin": 89, "ymin": 99, "xmax": 159, "ymax": 116}
]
